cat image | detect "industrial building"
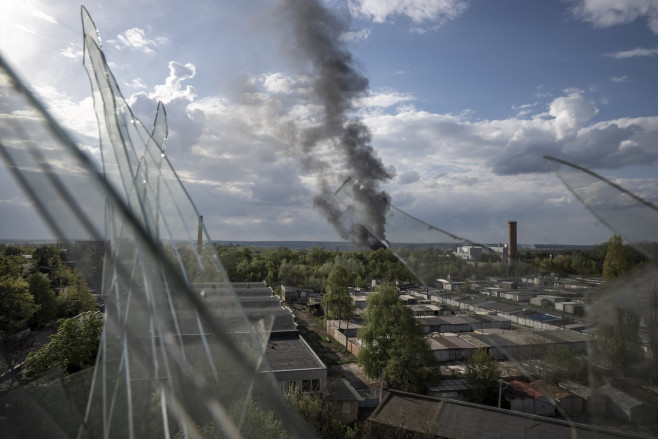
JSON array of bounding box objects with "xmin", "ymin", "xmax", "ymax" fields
[{"xmin": 190, "ymin": 282, "xmax": 327, "ymax": 392}]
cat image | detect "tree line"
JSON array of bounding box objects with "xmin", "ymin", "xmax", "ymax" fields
[
  {"xmin": 216, "ymin": 245, "xmax": 415, "ymax": 289},
  {"xmin": 0, "ymin": 243, "xmax": 99, "ymax": 338},
  {"xmin": 0, "ymin": 243, "xmax": 102, "ymax": 380}
]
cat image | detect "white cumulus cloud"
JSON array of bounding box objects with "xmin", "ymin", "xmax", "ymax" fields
[
  {"xmin": 32, "ymin": 85, "xmax": 98, "ymax": 141},
  {"xmin": 263, "ymin": 73, "xmax": 296, "ymax": 94},
  {"xmin": 356, "ymin": 90, "xmax": 415, "ymax": 109},
  {"xmin": 548, "ymin": 90, "xmax": 599, "ymax": 141},
  {"xmin": 356, "ymin": 89, "xmax": 658, "ymax": 177},
  {"xmin": 340, "ymin": 28, "xmax": 372, "ymax": 42},
  {"xmin": 610, "ymin": 75, "xmax": 629, "ymax": 83},
  {"xmin": 604, "ymin": 46, "xmax": 658, "ymax": 58},
  {"xmin": 149, "ymin": 61, "xmax": 197, "ymax": 104},
  {"xmin": 59, "ymin": 43, "xmax": 83, "ymax": 60},
  {"xmin": 349, "ymin": 0, "xmax": 468, "ymax": 30},
  {"xmin": 571, "ymin": 0, "xmax": 658, "ymax": 34},
  {"xmin": 114, "ymin": 27, "xmax": 168, "ymax": 53}
]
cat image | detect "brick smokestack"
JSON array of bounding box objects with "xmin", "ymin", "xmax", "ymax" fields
[{"xmin": 508, "ymin": 221, "xmax": 517, "ymax": 265}]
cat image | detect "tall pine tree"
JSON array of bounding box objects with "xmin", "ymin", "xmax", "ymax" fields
[{"xmin": 597, "ymin": 235, "xmax": 642, "ymax": 374}]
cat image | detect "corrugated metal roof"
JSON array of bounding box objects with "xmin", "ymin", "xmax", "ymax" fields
[
  {"xmin": 509, "ymin": 380, "xmax": 545, "ymax": 400},
  {"xmin": 429, "ymin": 334, "xmax": 477, "ymax": 350},
  {"xmin": 530, "ymin": 380, "xmax": 575, "ymax": 401}
]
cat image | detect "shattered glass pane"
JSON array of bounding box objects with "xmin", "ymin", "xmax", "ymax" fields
[
  {"xmin": 0, "ymin": 2, "xmax": 656, "ymax": 438},
  {"xmin": 335, "ymin": 176, "xmax": 511, "ymax": 285},
  {"xmin": 335, "ymin": 171, "xmax": 658, "ymax": 435},
  {"xmin": 0, "ymin": 7, "xmax": 313, "ymax": 439},
  {"xmin": 546, "ymin": 156, "xmax": 658, "ymax": 255}
]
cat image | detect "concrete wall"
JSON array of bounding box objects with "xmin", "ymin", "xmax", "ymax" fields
[
  {"xmin": 326, "ymin": 322, "xmax": 361, "ymax": 356},
  {"xmin": 559, "ymin": 396, "xmax": 584, "ymax": 414},
  {"xmin": 509, "ymin": 397, "xmax": 555, "ymax": 416}
]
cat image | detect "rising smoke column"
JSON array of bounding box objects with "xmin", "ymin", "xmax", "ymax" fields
[{"xmin": 276, "ymin": 0, "xmax": 394, "ymax": 248}]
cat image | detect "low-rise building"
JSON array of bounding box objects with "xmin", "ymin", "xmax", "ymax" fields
[
  {"xmin": 326, "ymin": 378, "xmax": 364, "ymax": 424},
  {"xmin": 428, "ymin": 333, "xmax": 478, "ymax": 362},
  {"xmin": 504, "ymin": 380, "xmax": 555, "ymax": 416},
  {"xmin": 281, "ymin": 285, "xmax": 315, "ymax": 303},
  {"xmin": 418, "ymin": 314, "xmax": 511, "ymax": 334},
  {"xmin": 454, "ymin": 245, "xmax": 484, "ymax": 261},
  {"xmin": 398, "ymin": 294, "xmax": 417, "ymax": 305},
  {"xmin": 590, "ymin": 384, "xmax": 657, "ymax": 426},
  {"xmin": 529, "ymin": 380, "xmax": 584, "ymax": 414},
  {"xmin": 407, "ymin": 304, "xmax": 444, "ymax": 317},
  {"xmin": 428, "ymin": 327, "xmax": 592, "ymax": 362},
  {"xmin": 191, "ymin": 282, "xmax": 327, "ymax": 392},
  {"xmin": 530, "ymin": 294, "xmax": 569, "ymax": 307},
  {"xmin": 555, "ymin": 301, "xmax": 585, "ymax": 316},
  {"xmin": 498, "ymin": 290, "xmax": 537, "ymax": 302},
  {"xmin": 366, "ymin": 389, "xmax": 637, "ymax": 438}
]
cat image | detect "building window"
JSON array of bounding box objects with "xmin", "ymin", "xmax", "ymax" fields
[
  {"xmin": 343, "ymin": 401, "xmax": 351, "ymax": 414},
  {"xmin": 300, "ymin": 379, "xmax": 321, "ymax": 392},
  {"xmin": 282, "ymin": 381, "xmax": 297, "ymax": 392}
]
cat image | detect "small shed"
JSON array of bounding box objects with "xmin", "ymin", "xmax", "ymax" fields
[
  {"xmin": 281, "ymin": 285, "xmax": 307, "ymax": 302},
  {"xmin": 504, "ymin": 380, "xmax": 555, "ymax": 416},
  {"xmin": 327, "ymin": 379, "xmax": 364, "ymax": 424},
  {"xmin": 591, "ymin": 384, "xmax": 657, "ymax": 425},
  {"xmin": 530, "ymin": 380, "xmax": 584, "ymax": 414}
]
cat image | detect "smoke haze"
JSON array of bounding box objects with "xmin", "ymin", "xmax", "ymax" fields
[{"xmin": 275, "ymin": 0, "xmax": 394, "ymax": 248}]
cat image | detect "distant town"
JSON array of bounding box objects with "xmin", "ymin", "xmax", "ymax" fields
[{"xmin": 1, "ymin": 230, "xmax": 657, "ymax": 438}]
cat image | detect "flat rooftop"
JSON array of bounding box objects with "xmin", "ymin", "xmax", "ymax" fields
[{"xmin": 262, "ymin": 334, "xmax": 326, "ymax": 373}]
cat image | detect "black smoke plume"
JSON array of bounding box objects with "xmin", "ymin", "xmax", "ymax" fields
[{"xmin": 276, "ymin": 0, "xmax": 394, "ymax": 249}]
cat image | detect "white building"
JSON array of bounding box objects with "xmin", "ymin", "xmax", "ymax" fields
[{"xmin": 454, "ymin": 245, "xmax": 508, "ymax": 261}]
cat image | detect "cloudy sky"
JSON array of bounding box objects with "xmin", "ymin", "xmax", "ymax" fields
[{"xmin": 1, "ymin": 0, "xmax": 657, "ymax": 245}]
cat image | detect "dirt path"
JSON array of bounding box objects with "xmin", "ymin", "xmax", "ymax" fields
[{"xmin": 293, "ymin": 308, "xmax": 379, "ymax": 390}]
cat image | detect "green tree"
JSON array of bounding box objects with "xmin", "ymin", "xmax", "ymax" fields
[
  {"xmin": 0, "ymin": 277, "xmax": 37, "ymax": 336},
  {"xmin": 322, "ymin": 264, "xmax": 354, "ymax": 331},
  {"xmin": 172, "ymin": 393, "xmax": 350, "ymax": 439},
  {"xmin": 24, "ymin": 311, "xmax": 103, "ymax": 378},
  {"xmin": 27, "ymin": 273, "xmax": 57, "ymax": 325},
  {"xmin": 463, "ymin": 348, "xmax": 501, "ymax": 406},
  {"xmin": 0, "ymin": 253, "xmax": 24, "ymax": 278},
  {"xmin": 597, "ymin": 308, "xmax": 643, "ymax": 374},
  {"xmin": 55, "ymin": 267, "xmax": 97, "ymax": 317},
  {"xmin": 602, "ymin": 234, "xmax": 633, "ymax": 281},
  {"xmin": 358, "ymin": 284, "xmax": 438, "ymax": 392},
  {"xmin": 597, "ymin": 234, "xmax": 643, "ymax": 374},
  {"xmin": 531, "ymin": 345, "xmax": 588, "ymax": 385},
  {"xmin": 228, "ymin": 398, "xmax": 289, "ymax": 439},
  {"xmin": 4, "ymin": 246, "xmax": 23, "ymax": 256},
  {"xmin": 285, "ymin": 390, "xmax": 353, "ymax": 439},
  {"xmin": 68, "ymin": 241, "xmax": 105, "ymax": 293},
  {"xmin": 307, "ymin": 246, "xmax": 332, "ymax": 266},
  {"xmin": 32, "ymin": 245, "xmax": 62, "ymax": 270}
]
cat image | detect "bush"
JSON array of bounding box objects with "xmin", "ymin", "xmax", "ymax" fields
[{"xmin": 24, "ymin": 312, "xmax": 103, "ymax": 378}]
